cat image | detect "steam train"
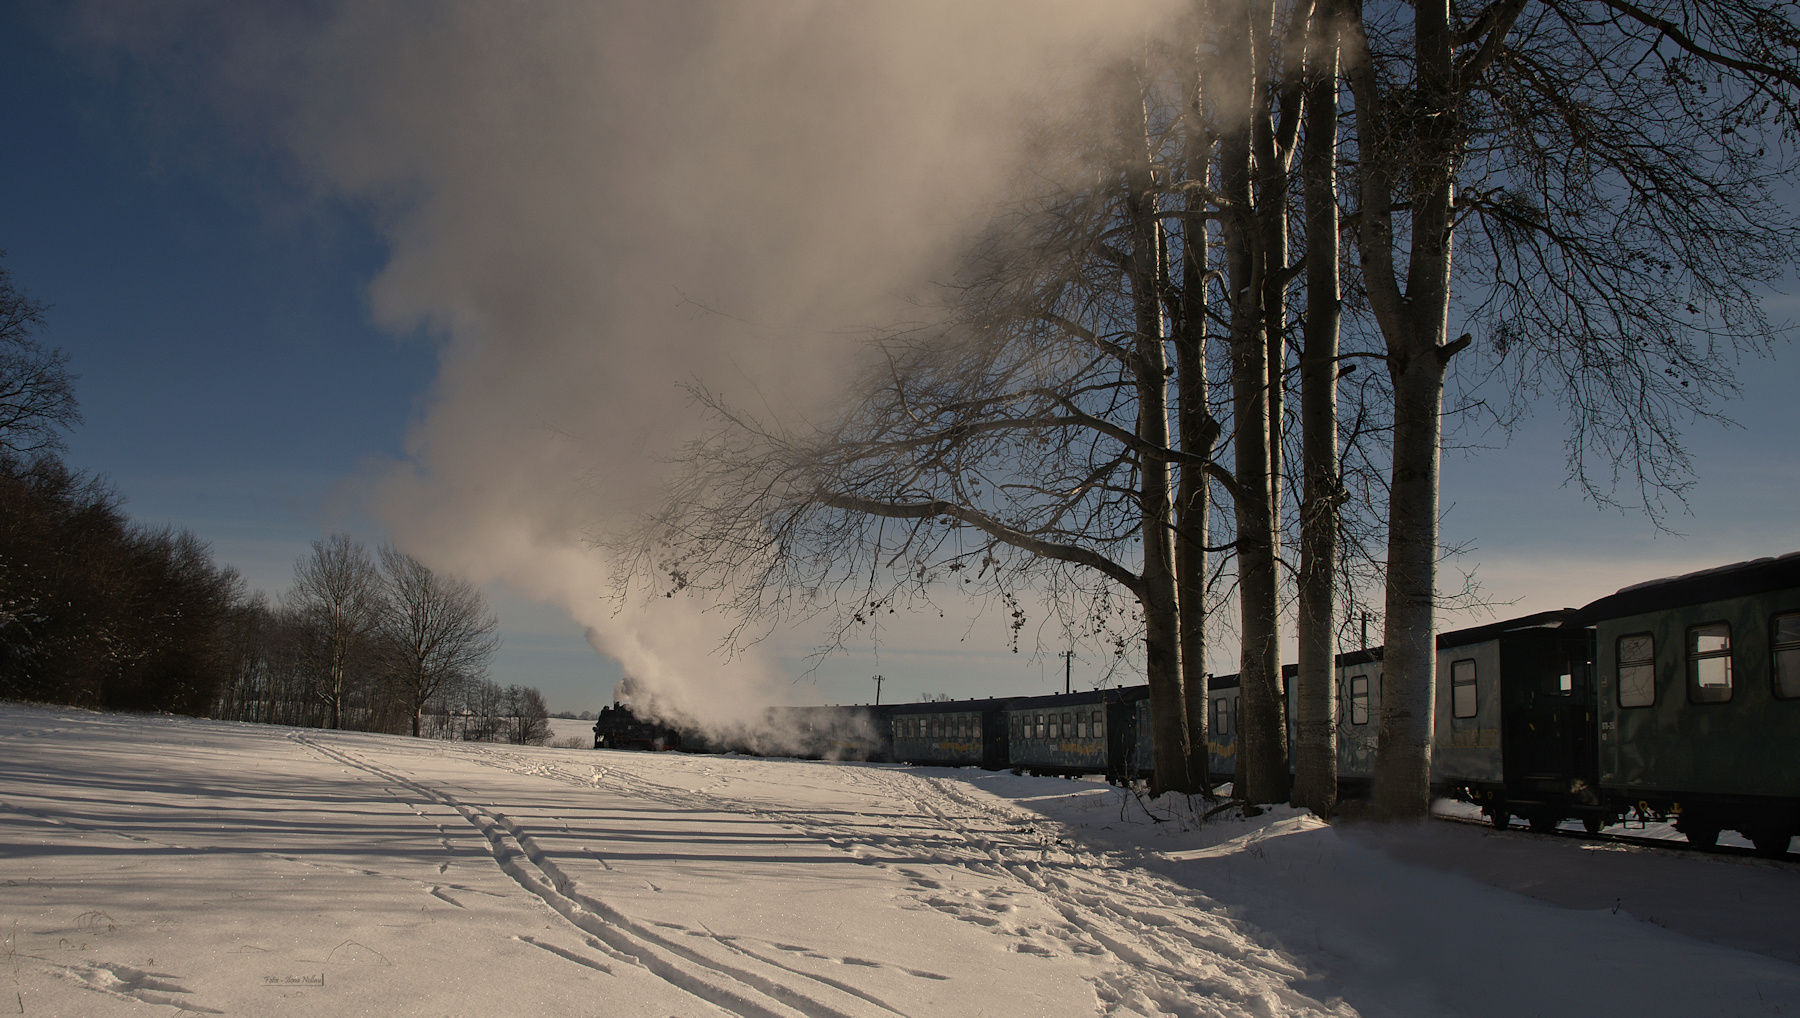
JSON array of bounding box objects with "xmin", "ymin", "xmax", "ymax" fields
[{"xmin": 595, "ymin": 552, "xmax": 1800, "ymax": 854}]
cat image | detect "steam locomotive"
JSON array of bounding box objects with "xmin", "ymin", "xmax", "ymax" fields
[{"xmin": 595, "ymin": 552, "xmax": 1800, "ymax": 854}]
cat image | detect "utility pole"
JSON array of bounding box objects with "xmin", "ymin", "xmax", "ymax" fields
[
  {"xmin": 1062, "ymin": 651, "xmax": 1074, "ymax": 695},
  {"xmin": 871, "ymin": 674, "xmax": 885, "ymax": 705}
]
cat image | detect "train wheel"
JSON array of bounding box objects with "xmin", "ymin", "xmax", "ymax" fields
[
  {"xmin": 1488, "ymin": 809, "xmax": 1510, "ymax": 830},
  {"xmin": 1682, "ymin": 825, "xmax": 1720, "ymax": 850},
  {"xmin": 1583, "ymin": 816, "xmax": 1606, "ymax": 835},
  {"xmin": 1528, "ymin": 814, "xmax": 1559, "ymax": 833},
  {"xmin": 1749, "ymin": 831, "xmax": 1793, "ymax": 857}
]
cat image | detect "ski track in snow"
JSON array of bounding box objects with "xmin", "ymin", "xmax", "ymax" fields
[{"xmin": 284, "ymin": 730, "xmax": 1351, "ymax": 1018}]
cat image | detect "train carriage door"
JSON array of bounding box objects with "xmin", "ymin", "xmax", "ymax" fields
[{"xmin": 1502, "ymin": 629, "xmax": 1601, "ymax": 801}]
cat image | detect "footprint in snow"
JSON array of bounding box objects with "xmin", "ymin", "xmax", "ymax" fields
[{"xmin": 73, "ymin": 962, "xmax": 222, "ymax": 1013}]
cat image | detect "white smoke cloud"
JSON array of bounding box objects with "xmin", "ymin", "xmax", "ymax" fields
[{"xmin": 78, "ymin": 0, "xmax": 1185, "ymax": 730}]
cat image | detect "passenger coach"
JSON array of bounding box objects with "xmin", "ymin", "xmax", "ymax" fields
[
  {"xmin": 1005, "ymin": 688, "xmax": 1143, "ymax": 781},
  {"xmin": 1588, "ymin": 553, "xmax": 1800, "ymax": 852},
  {"xmin": 886, "ymin": 698, "xmax": 1011, "ymax": 769}
]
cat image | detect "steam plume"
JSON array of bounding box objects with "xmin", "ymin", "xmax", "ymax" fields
[{"xmin": 80, "ymin": 1, "xmax": 1184, "ymax": 730}]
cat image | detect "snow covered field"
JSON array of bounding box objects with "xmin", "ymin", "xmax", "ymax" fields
[{"xmin": 2, "ymin": 703, "xmax": 1797, "ymax": 1017}]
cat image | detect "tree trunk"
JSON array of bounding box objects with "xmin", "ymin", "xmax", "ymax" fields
[
  {"xmin": 1292, "ymin": 0, "xmax": 1340, "ymax": 819},
  {"xmin": 1175, "ymin": 46, "xmax": 1215, "ymax": 792},
  {"xmin": 1124, "ymin": 85, "xmax": 1195, "ymax": 797},
  {"xmin": 1374, "ymin": 331, "xmax": 1456, "ymax": 818},
  {"xmin": 1346, "ymin": 0, "xmax": 1469, "ymax": 820},
  {"xmin": 1221, "ymin": 0, "xmax": 1288, "ymax": 807},
  {"xmin": 1135, "ymin": 271, "xmax": 1192, "ymax": 797},
  {"xmin": 1175, "ymin": 249, "xmax": 1212, "ymax": 793},
  {"xmin": 328, "ymin": 653, "xmax": 344, "ymax": 730}
]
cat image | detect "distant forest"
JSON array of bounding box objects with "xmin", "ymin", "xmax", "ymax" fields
[{"xmin": 0, "ymin": 255, "xmax": 548, "ymax": 743}]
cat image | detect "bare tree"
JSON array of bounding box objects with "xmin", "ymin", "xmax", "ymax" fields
[
  {"xmin": 1341, "ymin": 0, "xmax": 1800, "ymax": 819},
  {"xmin": 287, "ymin": 534, "xmax": 382, "ymax": 730},
  {"xmin": 631, "ymin": 6, "xmax": 1404, "ymax": 808},
  {"xmin": 0, "ymin": 256, "xmax": 79, "ymax": 455},
  {"xmin": 377, "ymin": 545, "xmax": 500, "ymax": 737},
  {"xmin": 632, "ymin": 56, "xmax": 1247, "ymax": 795},
  {"xmin": 504, "ymin": 684, "xmax": 551, "ymax": 746},
  {"xmin": 1291, "ymin": 0, "xmax": 1344, "ymax": 818}
]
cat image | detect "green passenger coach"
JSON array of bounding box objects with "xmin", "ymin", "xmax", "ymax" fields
[{"xmin": 1587, "ymin": 553, "xmax": 1800, "ymax": 852}]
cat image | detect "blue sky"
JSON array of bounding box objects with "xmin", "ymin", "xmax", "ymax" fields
[
  {"xmin": 0, "ymin": 5, "xmax": 620, "ymax": 712},
  {"xmin": 2, "ymin": 3, "xmax": 1795, "ymax": 717}
]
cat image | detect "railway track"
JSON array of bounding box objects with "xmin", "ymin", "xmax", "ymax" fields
[{"xmin": 1432, "ymin": 811, "xmax": 1800, "ymax": 866}]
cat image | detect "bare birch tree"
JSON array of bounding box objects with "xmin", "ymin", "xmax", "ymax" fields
[{"xmin": 287, "ymin": 534, "xmax": 381, "ymax": 730}]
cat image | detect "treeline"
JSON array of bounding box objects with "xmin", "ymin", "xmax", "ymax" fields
[
  {"xmin": 211, "ymin": 535, "xmax": 545, "ymax": 745},
  {"xmin": 0, "ymin": 454, "xmax": 244, "ymax": 713},
  {"xmin": 0, "ymin": 255, "xmax": 546, "ymax": 741}
]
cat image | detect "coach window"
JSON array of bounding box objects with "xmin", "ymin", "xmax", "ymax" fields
[
  {"xmin": 1451, "ymin": 659, "xmax": 1478, "ymax": 718},
  {"xmin": 1618, "ymin": 634, "xmax": 1656, "ymax": 706},
  {"xmin": 1350, "ymin": 675, "xmax": 1370, "ymax": 725},
  {"xmin": 1213, "ymin": 696, "xmax": 1229, "ymax": 736},
  {"xmin": 1076, "ymin": 713, "xmax": 1087, "ymax": 738},
  {"xmin": 1091, "ymin": 711, "xmax": 1104, "ymax": 737},
  {"xmin": 1034, "ymin": 713, "xmax": 1045, "ymax": 739},
  {"xmin": 1774, "ymin": 613, "xmax": 1800, "ymax": 699},
  {"xmin": 1688, "ymin": 623, "xmax": 1733, "ymax": 703},
  {"xmin": 1062, "ymin": 713, "xmax": 1073, "ymax": 738}
]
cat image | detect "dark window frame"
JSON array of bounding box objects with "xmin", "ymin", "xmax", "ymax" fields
[
  {"xmin": 1450, "ymin": 658, "xmax": 1478, "ymax": 719},
  {"xmin": 1349, "ymin": 675, "xmax": 1369, "ymax": 726},
  {"xmin": 1686, "ymin": 621, "xmax": 1734, "ymax": 705},
  {"xmin": 1773, "ymin": 612, "xmax": 1800, "ymax": 700},
  {"xmin": 1617, "ymin": 632, "xmax": 1657, "ymax": 708}
]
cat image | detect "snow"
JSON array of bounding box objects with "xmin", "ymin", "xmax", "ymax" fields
[{"xmin": 2, "ymin": 703, "xmax": 1796, "ymax": 1017}]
